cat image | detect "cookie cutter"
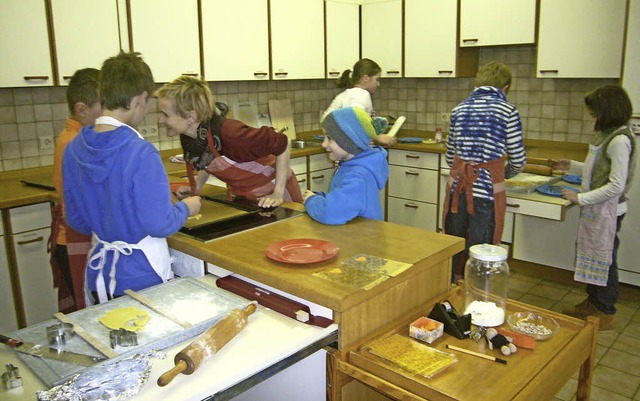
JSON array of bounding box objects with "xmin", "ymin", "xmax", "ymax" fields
[
  {"xmin": 46, "ymin": 323, "xmax": 75, "ymax": 347},
  {"xmin": 109, "ymin": 328, "xmax": 138, "ymax": 349},
  {"xmin": 2, "ymin": 364, "xmax": 22, "ymax": 389}
]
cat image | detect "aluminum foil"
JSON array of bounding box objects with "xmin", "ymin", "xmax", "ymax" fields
[{"xmin": 36, "ymin": 350, "xmax": 164, "ymax": 401}]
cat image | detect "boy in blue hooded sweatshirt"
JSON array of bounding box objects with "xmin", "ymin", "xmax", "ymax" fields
[
  {"xmin": 303, "ymin": 107, "xmax": 388, "ymax": 225},
  {"xmin": 63, "ymin": 52, "xmax": 201, "ymax": 304}
]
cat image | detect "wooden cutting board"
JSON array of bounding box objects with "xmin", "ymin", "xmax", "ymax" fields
[
  {"xmin": 268, "ymin": 99, "xmax": 296, "ymax": 141},
  {"xmin": 183, "ymin": 199, "xmax": 251, "ymax": 229}
]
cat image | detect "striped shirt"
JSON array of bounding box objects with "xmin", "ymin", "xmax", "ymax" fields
[{"xmin": 445, "ymin": 86, "xmax": 526, "ymax": 200}]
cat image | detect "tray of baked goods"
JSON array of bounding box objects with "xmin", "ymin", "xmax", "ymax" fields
[{"xmin": 505, "ymin": 173, "xmax": 562, "ymax": 194}]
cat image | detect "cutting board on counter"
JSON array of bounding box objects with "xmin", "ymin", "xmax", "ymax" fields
[
  {"xmin": 8, "ymin": 277, "xmax": 247, "ymax": 387},
  {"xmin": 506, "ymin": 172, "xmax": 561, "ymax": 194},
  {"xmin": 268, "ymin": 99, "xmax": 296, "ymax": 140},
  {"xmin": 182, "ymin": 199, "xmax": 253, "ymax": 230}
]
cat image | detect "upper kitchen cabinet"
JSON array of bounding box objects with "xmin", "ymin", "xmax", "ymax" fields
[
  {"xmin": 202, "ymin": 0, "xmax": 269, "ymax": 81},
  {"xmin": 51, "ymin": 0, "xmax": 121, "ymax": 86},
  {"xmin": 271, "ymin": 0, "xmax": 325, "ymax": 80},
  {"xmin": 405, "ymin": 0, "xmax": 478, "ymax": 78},
  {"xmin": 460, "ymin": 0, "xmax": 536, "ymax": 47},
  {"xmin": 0, "ymin": 0, "xmax": 53, "ymax": 87},
  {"xmin": 326, "ymin": 0, "xmax": 360, "ymax": 79},
  {"xmin": 362, "ymin": 0, "xmax": 402, "ymax": 78},
  {"xmin": 128, "ymin": 0, "xmax": 200, "ymax": 83},
  {"xmin": 622, "ymin": 0, "xmax": 640, "ymax": 114},
  {"xmin": 537, "ymin": 0, "xmax": 627, "ymax": 78}
]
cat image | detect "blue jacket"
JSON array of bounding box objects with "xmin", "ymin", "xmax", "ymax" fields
[
  {"xmin": 63, "ymin": 125, "xmax": 189, "ymax": 295},
  {"xmin": 305, "ymin": 147, "xmax": 388, "ymax": 225}
]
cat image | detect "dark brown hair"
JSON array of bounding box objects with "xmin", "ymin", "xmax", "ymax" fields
[
  {"xmin": 584, "ymin": 85, "xmax": 632, "ymax": 132},
  {"xmin": 66, "ymin": 68, "xmax": 100, "ymax": 114},
  {"xmin": 336, "ymin": 58, "xmax": 381, "ymax": 89},
  {"xmin": 99, "ymin": 51, "xmax": 155, "ymax": 110}
]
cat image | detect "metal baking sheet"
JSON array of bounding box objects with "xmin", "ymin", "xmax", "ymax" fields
[
  {"xmin": 183, "ymin": 199, "xmax": 252, "ymax": 229},
  {"xmin": 8, "ymin": 277, "xmax": 247, "ymax": 388},
  {"xmin": 505, "ymin": 173, "xmax": 562, "ymax": 194}
]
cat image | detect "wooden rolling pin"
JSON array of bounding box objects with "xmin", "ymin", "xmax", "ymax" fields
[
  {"xmin": 523, "ymin": 164, "xmax": 553, "ymax": 176},
  {"xmin": 157, "ymin": 303, "xmax": 257, "ymax": 386}
]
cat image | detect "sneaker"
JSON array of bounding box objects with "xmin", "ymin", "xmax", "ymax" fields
[
  {"xmin": 563, "ymin": 299, "xmax": 616, "ymax": 331},
  {"xmin": 562, "ymin": 298, "xmax": 597, "ymax": 319}
]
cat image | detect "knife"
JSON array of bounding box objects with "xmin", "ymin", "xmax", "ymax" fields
[{"xmin": 1, "ymin": 334, "xmax": 107, "ymax": 367}]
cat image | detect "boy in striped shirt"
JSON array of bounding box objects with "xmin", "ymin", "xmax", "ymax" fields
[{"xmin": 442, "ymin": 61, "xmax": 526, "ymax": 283}]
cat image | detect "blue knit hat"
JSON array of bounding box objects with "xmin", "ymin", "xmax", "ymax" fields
[{"xmin": 322, "ymin": 107, "xmax": 374, "ymax": 155}]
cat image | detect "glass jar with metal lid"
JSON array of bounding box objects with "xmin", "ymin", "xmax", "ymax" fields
[{"xmin": 463, "ymin": 244, "xmax": 509, "ymax": 327}]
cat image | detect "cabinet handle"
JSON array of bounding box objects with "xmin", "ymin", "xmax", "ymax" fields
[
  {"xmin": 311, "ymin": 174, "xmax": 325, "ymax": 180},
  {"xmin": 62, "ymin": 75, "xmax": 73, "ymax": 81},
  {"xmin": 462, "ymin": 38, "xmax": 478, "ymax": 44},
  {"xmin": 328, "ymin": 71, "xmax": 340, "ymax": 77},
  {"xmin": 405, "ymin": 170, "xmax": 420, "ymax": 176},
  {"xmin": 17, "ymin": 236, "xmax": 44, "ymax": 245},
  {"xmin": 23, "ymin": 76, "xmax": 49, "ymax": 81},
  {"xmin": 539, "ymin": 69, "xmax": 559, "ymax": 74},
  {"xmin": 506, "ymin": 203, "xmax": 520, "ymax": 208},
  {"xmin": 182, "ymin": 73, "xmax": 198, "ymax": 77},
  {"xmin": 404, "ymin": 203, "xmax": 419, "ymax": 209},
  {"xmin": 253, "ymin": 72, "xmax": 268, "ymax": 77},
  {"xmin": 297, "ymin": 178, "xmax": 307, "ymax": 184},
  {"xmin": 274, "ymin": 72, "xmax": 288, "ymax": 77},
  {"xmin": 405, "ymin": 155, "xmax": 420, "ymax": 159},
  {"xmin": 386, "ymin": 70, "xmax": 400, "ymax": 75},
  {"xmin": 438, "ymin": 70, "xmax": 453, "ymax": 74}
]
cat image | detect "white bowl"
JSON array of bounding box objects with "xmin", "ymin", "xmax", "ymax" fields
[{"xmin": 507, "ymin": 312, "xmax": 559, "ymax": 340}]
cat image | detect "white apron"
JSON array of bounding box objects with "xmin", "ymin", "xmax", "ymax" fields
[
  {"xmin": 574, "ymin": 143, "xmax": 619, "ymax": 286},
  {"xmin": 85, "ymin": 116, "xmax": 173, "ymax": 305}
]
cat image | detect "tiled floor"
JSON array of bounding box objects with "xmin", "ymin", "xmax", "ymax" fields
[{"xmin": 508, "ymin": 262, "xmax": 640, "ymax": 401}]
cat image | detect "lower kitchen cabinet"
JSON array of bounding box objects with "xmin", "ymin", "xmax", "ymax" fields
[
  {"xmin": 511, "ymin": 204, "xmax": 579, "ymax": 270},
  {"xmin": 0, "ymin": 227, "xmax": 19, "ymax": 332},
  {"xmin": 291, "ymin": 156, "xmax": 308, "ymax": 193},
  {"xmin": 8, "ymin": 203, "xmax": 58, "ymax": 327},
  {"xmin": 387, "ymin": 150, "xmax": 439, "ymax": 232},
  {"xmin": 308, "ymin": 153, "xmax": 334, "ymax": 193}
]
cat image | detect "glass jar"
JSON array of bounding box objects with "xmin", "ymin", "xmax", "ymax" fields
[{"xmin": 463, "ymin": 244, "xmax": 509, "ymax": 327}]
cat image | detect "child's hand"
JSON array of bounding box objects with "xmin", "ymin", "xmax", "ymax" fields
[
  {"xmin": 302, "ymin": 190, "xmax": 316, "ymax": 203},
  {"xmin": 374, "ymin": 134, "xmax": 397, "ymax": 147}
]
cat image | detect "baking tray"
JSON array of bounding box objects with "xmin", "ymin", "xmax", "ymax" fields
[
  {"xmin": 8, "ymin": 277, "xmax": 247, "ymax": 387},
  {"xmin": 505, "ymin": 173, "xmax": 562, "ymax": 194},
  {"xmin": 183, "ymin": 198, "xmax": 253, "ymax": 229}
]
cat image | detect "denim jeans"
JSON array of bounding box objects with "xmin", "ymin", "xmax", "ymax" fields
[
  {"xmin": 445, "ymin": 194, "xmax": 495, "ymax": 281},
  {"xmin": 587, "ymin": 214, "xmax": 624, "ymax": 315}
]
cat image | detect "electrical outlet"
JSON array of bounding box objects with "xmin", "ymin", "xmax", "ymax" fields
[
  {"xmin": 439, "ymin": 112, "xmax": 451, "ymax": 123},
  {"xmin": 138, "ymin": 124, "xmax": 158, "ymax": 138},
  {"xmin": 39, "ymin": 135, "xmax": 54, "ymax": 151}
]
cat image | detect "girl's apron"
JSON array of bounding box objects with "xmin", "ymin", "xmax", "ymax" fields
[
  {"xmin": 86, "ymin": 116, "xmax": 173, "ymax": 305},
  {"xmin": 574, "ymin": 144, "xmax": 619, "ymax": 286},
  {"xmin": 186, "ymin": 124, "xmax": 302, "ymax": 202}
]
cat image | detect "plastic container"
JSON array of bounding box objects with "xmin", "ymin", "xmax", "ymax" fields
[
  {"xmin": 463, "ymin": 244, "xmax": 509, "ymax": 327},
  {"xmin": 434, "ymin": 128, "xmax": 443, "ymax": 143}
]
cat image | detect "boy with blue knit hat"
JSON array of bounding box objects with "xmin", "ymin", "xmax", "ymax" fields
[{"xmin": 303, "ymin": 107, "xmax": 389, "ymax": 224}]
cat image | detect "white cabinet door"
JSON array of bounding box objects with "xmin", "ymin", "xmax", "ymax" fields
[
  {"xmin": 271, "ymin": 0, "xmax": 325, "ymax": 80},
  {"xmin": 405, "ymin": 0, "xmax": 458, "ymax": 78},
  {"xmin": 622, "ymin": 0, "xmax": 640, "ymax": 115},
  {"xmin": 14, "ymin": 227, "xmax": 58, "ymax": 326},
  {"xmin": 460, "ymin": 0, "xmax": 536, "ymax": 47},
  {"xmin": 309, "ymin": 168, "xmax": 333, "ymax": 193},
  {"xmin": 537, "ymin": 0, "xmax": 627, "ymax": 78},
  {"xmin": 326, "ymin": 1, "xmax": 360, "ymax": 79},
  {"xmin": 129, "ymin": 0, "xmax": 200, "ymax": 83},
  {"xmin": 0, "ymin": 238, "xmax": 18, "ymax": 332},
  {"xmin": 202, "ymin": 0, "xmax": 270, "ymax": 81},
  {"xmin": 362, "ymin": 0, "xmax": 402, "ymax": 78},
  {"xmin": 0, "ymin": 0, "xmax": 53, "ymax": 87},
  {"xmin": 51, "ymin": 0, "xmax": 121, "ymax": 85},
  {"xmin": 387, "ymin": 198, "xmax": 437, "ymax": 232}
]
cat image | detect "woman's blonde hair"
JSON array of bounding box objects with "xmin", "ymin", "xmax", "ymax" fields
[{"xmin": 155, "ymin": 75, "xmax": 216, "ymax": 122}]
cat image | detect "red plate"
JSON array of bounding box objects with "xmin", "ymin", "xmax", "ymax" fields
[{"xmin": 265, "ymin": 238, "xmax": 339, "ymax": 264}]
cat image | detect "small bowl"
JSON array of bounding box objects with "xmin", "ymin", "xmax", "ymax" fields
[{"xmin": 507, "ymin": 312, "xmax": 559, "ymax": 340}]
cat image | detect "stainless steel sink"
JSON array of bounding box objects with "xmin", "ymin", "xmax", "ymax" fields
[{"xmin": 291, "ymin": 140, "xmax": 322, "ymax": 149}]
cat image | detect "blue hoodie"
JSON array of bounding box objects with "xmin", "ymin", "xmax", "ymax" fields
[
  {"xmin": 305, "ymin": 146, "xmax": 388, "ymax": 225},
  {"xmin": 63, "ymin": 125, "xmax": 189, "ymax": 295}
]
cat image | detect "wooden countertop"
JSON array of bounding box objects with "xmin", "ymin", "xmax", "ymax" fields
[{"xmin": 168, "ymin": 214, "xmax": 464, "ymax": 314}]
